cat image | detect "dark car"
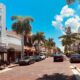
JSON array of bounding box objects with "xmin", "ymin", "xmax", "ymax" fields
[
  {"xmin": 29, "ymin": 56, "xmax": 35, "ymax": 64},
  {"xmin": 70, "ymin": 54, "xmax": 80, "ymax": 63},
  {"xmin": 19, "ymin": 56, "xmax": 36, "ymax": 66},
  {"xmin": 53, "ymin": 53, "xmax": 64, "ymax": 62},
  {"xmin": 19, "ymin": 56, "xmax": 31, "ymax": 66},
  {"xmin": 33, "ymin": 55, "xmax": 41, "ymax": 62}
]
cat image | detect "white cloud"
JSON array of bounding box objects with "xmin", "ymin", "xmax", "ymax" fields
[
  {"xmin": 62, "ymin": 31, "xmax": 66, "ymax": 35},
  {"xmin": 75, "ymin": 15, "xmax": 80, "ymax": 21},
  {"xmin": 65, "ymin": 18, "xmax": 79, "ymax": 27},
  {"xmin": 52, "ymin": 5, "xmax": 78, "ymax": 34},
  {"xmin": 52, "ymin": 21, "xmax": 63, "ymax": 29},
  {"xmin": 65, "ymin": 17, "xmax": 80, "ymax": 32},
  {"xmin": 52, "ymin": 21, "xmax": 57, "ymax": 27},
  {"xmin": 55, "ymin": 15, "xmax": 63, "ymax": 22},
  {"xmin": 59, "ymin": 45, "xmax": 64, "ymax": 52},
  {"xmin": 60, "ymin": 5, "xmax": 75, "ymax": 17}
]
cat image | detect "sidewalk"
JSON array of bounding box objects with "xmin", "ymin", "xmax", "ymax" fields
[
  {"xmin": 7, "ymin": 64, "xmax": 19, "ymax": 68},
  {"xmin": 0, "ymin": 63, "xmax": 19, "ymax": 73}
]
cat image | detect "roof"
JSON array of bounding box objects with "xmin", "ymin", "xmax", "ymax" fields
[{"xmin": 6, "ymin": 30, "xmax": 21, "ymax": 39}]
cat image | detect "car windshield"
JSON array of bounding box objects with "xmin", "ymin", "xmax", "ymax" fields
[
  {"xmin": 71, "ymin": 54, "xmax": 80, "ymax": 57},
  {"xmin": 24, "ymin": 56, "xmax": 30, "ymax": 59},
  {"xmin": 53, "ymin": 53, "xmax": 62, "ymax": 56}
]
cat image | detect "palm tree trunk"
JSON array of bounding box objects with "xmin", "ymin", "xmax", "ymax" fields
[
  {"xmin": 38, "ymin": 42, "xmax": 40, "ymax": 55},
  {"xmin": 64, "ymin": 45, "xmax": 67, "ymax": 52},
  {"xmin": 21, "ymin": 32, "xmax": 24, "ymax": 60}
]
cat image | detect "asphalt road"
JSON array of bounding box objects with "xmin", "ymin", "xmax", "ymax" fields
[{"xmin": 0, "ymin": 57, "xmax": 76, "ymax": 80}]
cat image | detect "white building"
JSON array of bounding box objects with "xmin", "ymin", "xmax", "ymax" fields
[
  {"xmin": 0, "ymin": 3, "xmax": 21, "ymax": 51},
  {"xmin": 0, "ymin": 3, "xmax": 7, "ymax": 45},
  {"xmin": 6, "ymin": 31, "xmax": 21, "ymax": 51}
]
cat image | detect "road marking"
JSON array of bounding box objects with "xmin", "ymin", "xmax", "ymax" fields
[
  {"xmin": 70, "ymin": 65, "xmax": 80, "ymax": 80},
  {"xmin": 0, "ymin": 68, "xmax": 12, "ymax": 73},
  {"xmin": 72, "ymin": 69, "xmax": 80, "ymax": 80}
]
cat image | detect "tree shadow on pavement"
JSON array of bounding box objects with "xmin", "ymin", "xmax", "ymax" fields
[{"xmin": 36, "ymin": 73, "xmax": 76, "ymax": 80}]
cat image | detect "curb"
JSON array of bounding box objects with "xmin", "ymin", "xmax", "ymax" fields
[
  {"xmin": 0, "ymin": 67, "xmax": 12, "ymax": 73},
  {"xmin": 8, "ymin": 64, "xmax": 19, "ymax": 68}
]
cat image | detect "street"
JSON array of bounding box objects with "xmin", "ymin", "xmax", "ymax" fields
[{"xmin": 0, "ymin": 57, "xmax": 77, "ymax": 80}]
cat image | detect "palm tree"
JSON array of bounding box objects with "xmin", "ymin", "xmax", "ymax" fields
[
  {"xmin": 59, "ymin": 26, "xmax": 80, "ymax": 52},
  {"xmin": 11, "ymin": 16, "xmax": 34, "ymax": 59},
  {"xmin": 44, "ymin": 38, "xmax": 55, "ymax": 56},
  {"xmin": 47, "ymin": 38, "xmax": 55, "ymax": 48},
  {"xmin": 33, "ymin": 32, "xmax": 45, "ymax": 54},
  {"xmin": 66, "ymin": 0, "xmax": 80, "ymax": 4},
  {"xmin": 33, "ymin": 32, "xmax": 45, "ymax": 42},
  {"xmin": 59, "ymin": 33, "xmax": 80, "ymax": 52},
  {"xmin": 66, "ymin": 0, "xmax": 75, "ymax": 4}
]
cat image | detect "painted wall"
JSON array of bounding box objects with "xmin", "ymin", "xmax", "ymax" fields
[
  {"xmin": 7, "ymin": 36, "xmax": 21, "ymax": 46},
  {"xmin": 0, "ymin": 3, "xmax": 7, "ymax": 44}
]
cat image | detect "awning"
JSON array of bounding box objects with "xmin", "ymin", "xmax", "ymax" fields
[
  {"xmin": 0, "ymin": 46, "xmax": 7, "ymax": 53},
  {"xmin": 7, "ymin": 44, "xmax": 21, "ymax": 51},
  {"xmin": 24, "ymin": 46, "xmax": 35, "ymax": 52}
]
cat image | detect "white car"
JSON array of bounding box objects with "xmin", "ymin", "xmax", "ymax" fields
[{"xmin": 39, "ymin": 54, "xmax": 46, "ymax": 60}]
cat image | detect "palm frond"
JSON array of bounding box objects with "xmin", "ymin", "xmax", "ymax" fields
[
  {"xmin": 66, "ymin": 0, "xmax": 75, "ymax": 5},
  {"xmin": 24, "ymin": 17, "xmax": 34, "ymax": 22}
]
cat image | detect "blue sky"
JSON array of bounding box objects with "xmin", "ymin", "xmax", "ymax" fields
[{"xmin": 0, "ymin": 0, "xmax": 79, "ymax": 50}]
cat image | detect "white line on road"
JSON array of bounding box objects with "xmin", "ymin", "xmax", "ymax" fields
[{"xmin": 70, "ymin": 66, "xmax": 80, "ymax": 80}]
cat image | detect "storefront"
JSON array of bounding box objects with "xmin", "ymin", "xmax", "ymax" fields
[
  {"xmin": 24, "ymin": 46, "xmax": 36, "ymax": 56},
  {"xmin": 0, "ymin": 45, "xmax": 7, "ymax": 67},
  {"xmin": 7, "ymin": 44, "xmax": 21, "ymax": 64}
]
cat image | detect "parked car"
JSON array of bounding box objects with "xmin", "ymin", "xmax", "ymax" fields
[
  {"xmin": 53, "ymin": 53, "xmax": 64, "ymax": 62},
  {"xmin": 39, "ymin": 54, "xmax": 46, "ymax": 60},
  {"xmin": 29, "ymin": 56, "xmax": 35, "ymax": 64},
  {"xmin": 19, "ymin": 56, "xmax": 31, "ymax": 66},
  {"xmin": 33, "ymin": 55, "xmax": 41, "ymax": 62},
  {"xmin": 70, "ymin": 53, "xmax": 80, "ymax": 63},
  {"xmin": 19, "ymin": 56, "xmax": 35, "ymax": 65}
]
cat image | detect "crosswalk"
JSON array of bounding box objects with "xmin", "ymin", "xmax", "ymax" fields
[{"xmin": 70, "ymin": 65, "xmax": 80, "ymax": 80}]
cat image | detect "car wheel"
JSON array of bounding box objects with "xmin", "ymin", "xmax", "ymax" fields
[
  {"xmin": 29, "ymin": 61, "xmax": 35, "ymax": 64},
  {"xmin": 54, "ymin": 60, "xmax": 56, "ymax": 62},
  {"xmin": 70, "ymin": 60, "xmax": 73, "ymax": 63}
]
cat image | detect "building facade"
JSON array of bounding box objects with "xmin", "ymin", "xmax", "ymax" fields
[{"xmin": 0, "ymin": 3, "xmax": 7, "ymax": 45}]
